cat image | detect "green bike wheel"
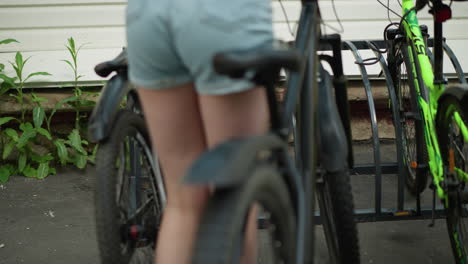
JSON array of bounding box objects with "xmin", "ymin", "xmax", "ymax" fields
[
  {"xmin": 437, "ymin": 95, "xmax": 468, "ymax": 263},
  {"xmin": 394, "ymin": 43, "xmax": 429, "ymax": 195}
]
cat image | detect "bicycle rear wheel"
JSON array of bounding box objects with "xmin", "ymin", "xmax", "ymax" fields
[
  {"xmin": 191, "ymin": 164, "xmax": 296, "ymax": 264},
  {"xmin": 437, "ymin": 96, "xmax": 468, "ymax": 263},
  {"xmin": 394, "ymin": 43, "xmax": 428, "ymax": 195},
  {"xmin": 94, "ymin": 110, "xmax": 164, "ymax": 264}
]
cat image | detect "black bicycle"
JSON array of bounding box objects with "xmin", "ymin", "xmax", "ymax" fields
[
  {"xmin": 185, "ymin": 0, "xmax": 360, "ymax": 263},
  {"xmin": 88, "ymin": 50, "xmax": 166, "ymax": 264}
]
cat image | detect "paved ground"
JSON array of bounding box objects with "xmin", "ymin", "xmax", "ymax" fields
[{"xmin": 0, "ymin": 142, "xmax": 454, "ymax": 263}]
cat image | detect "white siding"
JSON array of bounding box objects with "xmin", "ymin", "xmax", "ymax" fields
[{"xmin": 1, "ymin": 0, "xmax": 467, "ymax": 86}]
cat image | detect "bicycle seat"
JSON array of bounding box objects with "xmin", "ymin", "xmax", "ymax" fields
[
  {"xmin": 213, "ymin": 49, "xmax": 301, "ymax": 81},
  {"xmin": 94, "ymin": 49, "xmax": 128, "ymax": 77}
]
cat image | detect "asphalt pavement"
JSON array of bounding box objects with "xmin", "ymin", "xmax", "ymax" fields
[{"xmin": 0, "ymin": 142, "xmax": 454, "ymax": 263}]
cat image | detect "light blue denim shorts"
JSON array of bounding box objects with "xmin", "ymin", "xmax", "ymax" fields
[{"xmin": 126, "ymin": 0, "xmax": 273, "ymax": 95}]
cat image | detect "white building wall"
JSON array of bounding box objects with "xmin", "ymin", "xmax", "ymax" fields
[{"xmin": 1, "ymin": 0, "xmax": 467, "ymax": 86}]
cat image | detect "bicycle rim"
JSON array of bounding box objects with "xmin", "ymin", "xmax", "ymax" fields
[
  {"xmin": 396, "ymin": 44, "xmax": 428, "ymax": 194},
  {"xmin": 440, "ymin": 100, "xmax": 468, "ymax": 263}
]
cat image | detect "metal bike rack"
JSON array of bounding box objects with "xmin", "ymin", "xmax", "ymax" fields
[{"xmin": 318, "ymin": 38, "xmax": 466, "ymax": 223}]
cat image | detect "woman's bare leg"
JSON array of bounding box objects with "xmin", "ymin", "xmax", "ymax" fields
[
  {"xmin": 199, "ymin": 87, "xmax": 270, "ymax": 264},
  {"xmin": 137, "ymin": 84, "xmax": 210, "ymax": 264}
]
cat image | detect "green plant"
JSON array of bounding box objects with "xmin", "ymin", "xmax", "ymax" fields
[
  {"xmin": 54, "ymin": 128, "xmax": 94, "ymax": 169},
  {"xmin": 61, "ymin": 37, "xmax": 95, "ymax": 129},
  {"xmin": 0, "ymin": 39, "xmax": 19, "ymax": 96},
  {"xmin": 0, "ymin": 37, "xmax": 98, "ymax": 183},
  {"xmin": 9, "ymin": 52, "xmax": 51, "ymax": 121},
  {"xmin": 0, "ymin": 120, "xmax": 55, "ymax": 181}
]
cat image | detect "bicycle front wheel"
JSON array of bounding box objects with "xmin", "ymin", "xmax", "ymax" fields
[
  {"xmin": 437, "ymin": 95, "xmax": 468, "ymax": 263},
  {"xmin": 191, "ymin": 164, "xmax": 296, "ymax": 264},
  {"xmin": 394, "ymin": 43, "xmax": 428, "ymax": 195},
  {"xmin": 317, "ymin": 168, "xmax": 360, "ymax": 264}
]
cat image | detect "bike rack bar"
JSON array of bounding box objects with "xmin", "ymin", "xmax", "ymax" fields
[
  {"xmin": 351, "ymin": 163, "xmax": 399, "ymax": 175},
  {"xmin": 320, "ymin": 38, "xmax": 466, "ymax": 82},
  {"xmin": 312, "ymin": 35, "xmax": 467, "ymax": 223},
  {"xmin": 366, "ymin": 40, "xmax": 406, "ymax": 212},
  {"xmin": 442, "ymin": 42, "xmax": 467, "ymax": 84},
  {"xmin": 343, "ymin": 40, "xmax": 382, "ymax": 215}
]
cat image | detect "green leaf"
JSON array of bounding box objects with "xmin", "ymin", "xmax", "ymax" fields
[
  {"xmin": 0, "ymin": 39, "xmax": 19, "ymax": 45},
  {"xmin": 22, "ymin": 165, "xmax": 36, "ymax": 178},
  {"xmin": 19, "ymin": 122, "xmax": 34, "ymax": 132},
  {"xmin": 5, "ymin": 128, "xmax": 19, "ymax": 141},
  {"xmin": 30, "ymin": 152, "xmax": 53, "ymax": 163},
  {"xmin": 61, "ymin": 95, "xmax": 79, "ymax": 107},
  {"xmin": 32, "ymin": 96, "xmax": 48, "ymax": 103},
  {"xmin": 2, "ymin": 140, "xmax": 15, "ymax": 160},
  {"xmin": 0, "ymin": 83, "xmax": 12, "ymax": 96},
  {"xmin": 24, "ymin": 72, "xmax": 52, "ymax": 83},
  {"xmin": 76, "ymin": 99, "xmax": 96, "ymax": 107},
  {"xmin": 31, "ymin": 92, "xmax": 48, "ymax": 103},
  {"xmin": 9, "ymin": 93, "xmax": 21, "ymax": 102},
  {"xmin": 49, "ymin": 167, "xmax": 56, "ymax": 175},
  {"xmin": 37, "ymin": 162, "xmax": 49, "ymax": 179},
  {"xmin": 0, "ymin": 63, "xmax": 4, "ymax": 71},
  {"xmin": 0, "ymin": 117, "xmax": 15, "ymax": 126},
  {"xmin": 18, "ymin": 151, "xmax": 27, "ymax": 172},
  {"xmin": 9, "ymin": 62, "xmax": 21, "ymax": 81},
  {"xmin": 68, "ymin": 37, "xmax": 76, "ymax": 52},
  {"xmin": 36, "ymin": 128, "xmax": 52, "ymax": 140},
  {"xmin": 15, "ymin": 52, "xmax": 23, "ymax": 72},
  {"xmin": 17, "ymin": 129, "xmax": 37, "ymax": 148},
  {"xmin": 0, "ymin": 73, "xmax": 17, "ymax": 86},
  {"xmin": 62, "ymin": 59, "xmax": 75, "ymax": 71},
  {"xmin": 76, "ymin": 75, "xmax": 85, "ymax": 80},
  {"xmin": 48, "ymin": 95, "xmax": 78, "ymax": 120},
  {"xmin": 0, "ymin": 74, "xmax": 16, "ymax": 84},
  {"xmin": 74, "ymin": 153, "xmax": 87, "ymax": 169},
  {"xmin": 88, "ymin": 144, "xmax": 98, "ymax": 164},
  {"xmin": 0, "ymin": 164, "xmax": 15, "ymax": 183},
  {"xmin": 68, "ymin": 129, "xmax": 86, "ymax": 155},
  {"xmin": 33, "ymin": 106, "xmax": 45, "ymax": 128},
  {"xmin": 54, "ymin": 140, "xmax": 69, "ymax": 165}
]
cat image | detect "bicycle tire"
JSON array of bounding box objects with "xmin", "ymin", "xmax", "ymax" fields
[
  {"xmin": 317, "ymin": 168, "xmax": 360, "ymax": 264},
  {"xmin": 94, "ymin": 110, "xmax": 163, "ymax": 264},
  {"xmin": 191, "ymin": 164, "xmax": 296, "ymax": 264},
  {"xmin": 437, "ymin": 96, "xmax": 468, "ymax": 263},
  {"xmin": 394, "ymin": 42, "xmax": 429, "ymax": 195}
]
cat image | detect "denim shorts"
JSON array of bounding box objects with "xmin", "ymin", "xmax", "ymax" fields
[{"xmin": 126, "ymin": 0, "xmax": 273, "ymax": 95}]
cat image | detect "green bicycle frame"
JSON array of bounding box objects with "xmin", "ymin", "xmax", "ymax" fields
[{"xmin": 400, "ymin": 0, "xmax": 468, "ymax": 200}]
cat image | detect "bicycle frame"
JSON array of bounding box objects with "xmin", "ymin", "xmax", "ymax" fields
[
  {"xmin": 401, "ymin": 0, "xmax": 468, "ymax": 200},
  {"xmin": 282, "ymin": 0, "xmax": 351, "ymax": 262}
]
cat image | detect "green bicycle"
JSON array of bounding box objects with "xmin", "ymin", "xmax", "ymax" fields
[{"xmin": 385, "ymin": 0, "xmax": 468, "ymax": 262}]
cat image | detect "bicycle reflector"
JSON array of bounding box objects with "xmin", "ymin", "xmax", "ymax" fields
[{"xmin": 431, "ymin": 4, "xmax": 452, "ymax": 22}]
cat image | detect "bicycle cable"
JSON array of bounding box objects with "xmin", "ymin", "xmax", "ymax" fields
[
  {"xmin": 355, "ymin": 1, "xmax": 416, "ymax": 66},
  {"xmin": 321, "ymin": 0, "xmax": 345, "ymax": 34},
  {"xmin": 278, "ymin": 0, "xmax": 297, "ymax": 38}
]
